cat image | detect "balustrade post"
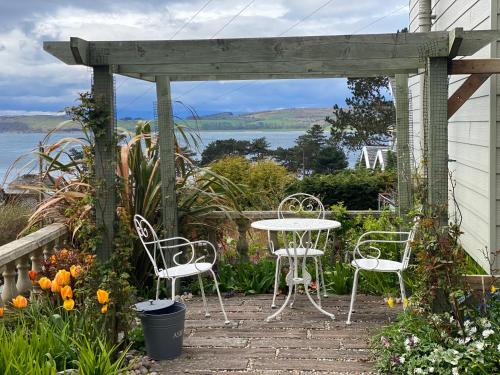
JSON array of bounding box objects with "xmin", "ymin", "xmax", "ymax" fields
[
  {"xmin": 16, "ymin": 255, "xmax": 32, "ymax": 295},
  {"xmin": 30, "ymin": 249, "xmax": 43, "ymax": 294},
  {"xmin": 235, "ymin": 218, "xmax": 250, "ymax": 262},
  {"xmin": 207, "ymin": 223, "xmax": 218, "ymax": 253},
  {"xmin": 44, "ymin": 240, "xmax": 55, "ymax": 260},
  {"xmin": 2, "ymin": 262, "xmax": 18, "ymax": 305}
]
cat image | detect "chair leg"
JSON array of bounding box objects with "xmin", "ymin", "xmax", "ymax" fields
[
  {"xmin": 319, "ymin": 258, "xmax": 328, "ymax": 298},
  {"xmin": 155, "ymin": 277, "xmax": 161, "ymax": 300},
  {"xmin": 198, "ymin": 273, "xmax": 210, "ymax": 317},
  {"xmin": 314, "ymin": 258, "xmax": 321, "ymax": 307},
  {"xmin": 346, "ymin": 268, "xmax": 360, "ymax": 325},
  {"xmin": 209, "ymin": 270, "xmax": 230, "ymax": 324},
  {"xmin": 397, "ymin": 272, "xmax": 407, "ymax": 308},
  {"xmin": 289, "ymin": 257, "xmax": 297, "ymax": 308},
  {"xmin": 171, "ymin": 278, "xmax": 176, "ymax": 301},
  {"xmin": 271, "ymin": 256, "xmax": 281, "ymax": 309}
]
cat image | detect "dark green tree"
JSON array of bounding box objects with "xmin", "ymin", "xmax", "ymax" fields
[
  {"xmin": 327, "ymin": 77, "xmax": 395, "ymax": 150},
  {"xmin": 200, "ymin": 138, "xmax": 251, "ymax": 165},
  {"xmin": 248, "ymin": 137, "xmax": 271, "ymax": 161}
]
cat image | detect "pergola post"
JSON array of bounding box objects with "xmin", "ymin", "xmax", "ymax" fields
[
  {"xmin": 92, "ymin": 66, "xmax": 116, "ymax": 262},
  {"xmin": 155, "ymin": 76, "xmax": 178, "ymax": 239},
  {"xmin": 426, "ymin": 57, "xmax": 449, "ymax": 223},
  {"xmin": 395, "ymin": 74, "xmax": 412, "ymax": 216}
]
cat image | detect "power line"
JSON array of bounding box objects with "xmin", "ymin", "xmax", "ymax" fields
[
  {"xmin": 169, "ymin": 0, "xmax": 215, "ymax": 40},
  {"xmin": 351, "ymin": 3, "xmax": 408, "ymax": 35},
  {"xmin": 278, "ymin": 0, "xmax": 337, "ymax": 36},
  {"xmin": 176, "ymin": 0, "xmax": 257, "ymax": 101},
  {"xmin": 209, "ymin": 0, "xmax": 256, "ymax": 39}
]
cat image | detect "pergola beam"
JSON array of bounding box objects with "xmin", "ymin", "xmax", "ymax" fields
[{"xmin": 449, "ymin": 59, "xmax": 500, "ymax": 74}]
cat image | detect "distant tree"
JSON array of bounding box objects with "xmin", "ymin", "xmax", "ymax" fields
[
  {"xmin": 248, "ymin": 137, "xmax": 271, "ymax": 161},
  {"xmin": 273, "ymin": 124, "xmax": 347, "ymax": 175},
  {"xmin": 326, "ymin": 77, "xmax": 395, "ymax": 150},
  {"xmin": 200, "ymin": 139, "xmax": 251, "ymax": 165}
]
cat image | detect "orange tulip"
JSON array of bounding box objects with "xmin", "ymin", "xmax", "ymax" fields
[
  {"xmin": 50, "ymin": 254, "xmax": 57, "ymax": 264},
  {"xmin": 51, "ymin": 279, "xmax": 61, "ymax": 293},
  {"xmin": 96, "ymin": 289, "xmax": 109, "ymax": 305},
  {"xmin": 63, "ymin": 298, "xmax": 75, "ymax": 311},
  {"xmin": 70, "ymin": 265, "xmax": 82, "ymax": 278},
  {"xmin": 0, "ymin": 307, "xmax": 4, "ymax": 317},
  {"xmin": 28, "ymin": 271, "xmax": 37, "ymax": 283},
  {"xmin": 55, "ymin": 270, "xmax": 70, "ymax": 286},
  {"xmin": 12, "ymin": 295, "xmax": 28, "ymax": 309},
  {"xmin": 101, "ymin": 304, "xmax": 108, "ymax": 314},
  {"xmin": 60, "ymin": 285, "xmax": 73, "ymax": 300},
  {"xmin": 85, "ymin": 255, "xmax": 94, "ymax": 265},
  {"xmin": 59, "ymin": 249, "xmax": 69, "ymax": 258},
  {"xmin": 38, "ymin": 277, "xmax": 52, "ymax": 290}
]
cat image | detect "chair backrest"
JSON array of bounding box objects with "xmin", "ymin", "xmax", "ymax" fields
[
  {"xmin": 401, "ymin": 218, "xmax": 419, "ymax": 270},
  {"xmin": 133, "ymin": 214, "xmax": 165, "ymax": 275},
  {"xmin": 277, "ymin": 193, "xmax": 325, "ymax": 219},
  {"xmin": 276, "ymin": 193, "xmax": 327, "ymax": 253}
]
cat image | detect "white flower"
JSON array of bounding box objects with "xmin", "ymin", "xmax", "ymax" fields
[
  {"xmin": 465, "ymin": 336, "xmax": 471, "ymax": 344},
  {"xmin": 464, "ymin": 320, "xmax": 472, "ymax": 327},
  {"xmin": 497, "ymin": 343, "xmax": 500, "ymax": 351},
  {"xmin": 449, "ymin": 315, "xmax": 455, "ymax": 323},
  {"xmin": 474, "ymin": 341, "xmax": 485, "ymax": 351},
  {"xmin": 468, "ymin": 326, "xmax": 477, "ymax": 335},
  {"xmin": 452, "ymin": 368, "xmax": 459, "ymax": 375},
  {"xmin": 399, "ymin": 356, "xmax": 405, "ymax": 364},
  {"xmin": 429, "ymin": 367, "xmax": 435, "ymax": 373},
  {"xmin": 482, "ymin": 329, "xmax": 494, "ymax": 338},
  {"xmin": 414, "ymin": 369, "xmax": 424, "ymax": 374}
]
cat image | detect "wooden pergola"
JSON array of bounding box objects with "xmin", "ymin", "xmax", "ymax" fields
[{"xmin": 44, "ymin": 28, "xmax": 500, "ymax": 260}]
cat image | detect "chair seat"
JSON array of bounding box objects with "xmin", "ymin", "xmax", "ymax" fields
[
  {"xmin": 159, "ymin": 262, "xmax": 213, "ymax": 278},
  {"xmin": 274, "ymin": 247, "xmax": 324, "ymax": 257},
  {"xmin": 351, "ymin": 258, "xmax": 403, "ymax": 272}
]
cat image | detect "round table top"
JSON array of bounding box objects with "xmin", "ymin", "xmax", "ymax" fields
[{"xmin": 251, "ymin": 218, "xmax": 341, "ymax": 231}]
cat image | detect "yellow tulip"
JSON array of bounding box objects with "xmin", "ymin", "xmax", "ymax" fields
[
  {"xmin": 96, "ymin": 289, "xmax": 109, "ymax": 305},
  {"xmin": 60, "ymin": 285, "xmax": 73, "ymax": 300},
  {"xmin": 38, "ymin": 277, "xmax": 52, "ymax": 290},
  {"xmin": 70, "ymin": 265, "xmax": 82, "ymax": 278},
  {"xmin": 12, "ymin": 295, "xmax": 28, "ymax": 309},
  {"xmin": 55, "ymin": 270, "xmax": 71, "ymax": 286},
  {"xmin": 51, "ymin": 279, "xmax": 61, "ymax": 293},
  {"xmin": 403, "ymin": 297, "xmax": 409, "ymax": 308},
  {"xmin": 491, "ymin": 285, "xmax": 497, "ymax": 294},
  {"xmin": 387, "ymin": 297, "xmax": 395, "ymax": 308},
  {"xmin": 101, "ymin": 304, "xmax": 108, "ymax": 314},
  {"xmin": 63, "ymin": 298, "xmax": 75, "ymax": 311},
  {"xmin": 0, "ymin": 307, "xmax": 4, "ymax": 317}
]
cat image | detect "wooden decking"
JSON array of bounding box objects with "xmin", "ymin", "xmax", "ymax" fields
[{"xmin": 153, "ymin": 293, "xmax": 400, "ymax": 374}]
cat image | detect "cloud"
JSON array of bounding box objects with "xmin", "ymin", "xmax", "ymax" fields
[{"xmin": 0, "ymin": 0, "xmax": 407, "ymax": 117}]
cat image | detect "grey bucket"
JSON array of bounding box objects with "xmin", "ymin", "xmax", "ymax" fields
[{"xmin": 134, "ymin": 300, "xmax": 186, "ymax": 360}]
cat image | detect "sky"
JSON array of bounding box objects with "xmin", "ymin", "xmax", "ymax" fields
[{"xmin": 0, "ymin": 0, "xmax": 409, "ymax": 119}]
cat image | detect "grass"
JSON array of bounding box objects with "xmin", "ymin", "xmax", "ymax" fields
[{"xmin": 0, "ymin": 202, "xmax": 33, "ymax": 245}]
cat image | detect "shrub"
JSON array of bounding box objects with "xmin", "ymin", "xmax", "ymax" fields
[
  {"xmin": 210, "ymin": 156, "xmax": 296, "ymax": 210},
  {"xmin": 0, "ymin": 202, "xmax": 32, "ymax": 245},
  {"xmin": 288, "ymin": 169, "xmax": 396, "ymax": 210}
]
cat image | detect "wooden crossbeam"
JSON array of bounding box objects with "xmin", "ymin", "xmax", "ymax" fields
[
  {"xmin": 448, "ymin": 73, "xmax": 491, "ymax": 119},
  {"xmin": 449, "ymin": 59, "xmax": 500, "ymax": 74}
]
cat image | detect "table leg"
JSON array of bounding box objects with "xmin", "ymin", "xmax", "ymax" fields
[
  {"xmin": 302, "ymin": 263, "xmax": 335, "ymax": 320},
  {"xmin": 266, "ymin": 269, "xmax": 294, "ymax": 322}
]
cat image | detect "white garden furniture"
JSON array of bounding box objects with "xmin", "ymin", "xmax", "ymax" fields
[
  {"xmin": 346, "ymin": 220, "xmax": 419, "ymax": 325},
  {"xmin": 133, "ymin": 214, "xmax": 230, "ymax": 324},
  {"xmin": 269, "ymin": 194, "xmax": 332, "ymax": 309},
  {"xmin": 252, "ymin": 215, "xmax": 340, "ymax": 321}
]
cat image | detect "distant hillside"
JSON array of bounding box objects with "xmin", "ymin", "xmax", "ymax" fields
[{"xmin": 0, "ymin": 107, "xmax": 334, "ymax": 133}]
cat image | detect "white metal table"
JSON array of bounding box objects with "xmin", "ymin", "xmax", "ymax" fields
[{"xmin": 251, "ymin": 218, "xmax": 341, "ymax": 321}]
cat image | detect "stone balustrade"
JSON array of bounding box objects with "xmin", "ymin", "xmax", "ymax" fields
[
  {"xmin": 0, "ymin": 223, "xmax": 68, "ymax": 305},
  {"xmin": 203, "ymin": 210, "xmax": 381, "ymax": 260}
]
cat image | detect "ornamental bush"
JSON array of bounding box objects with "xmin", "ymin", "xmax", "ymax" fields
[{"xmin": 287, "ymin": 169, "xmax": 396, "ymax": 210}]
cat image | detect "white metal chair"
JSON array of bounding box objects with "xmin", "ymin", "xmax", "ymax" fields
[
  {"xmin": 269, "ymin": 193, "xmax": 330, "ymax": 309},
  {"xmin": 346, "ymin": 220, "xmax": 419, "ymax": 325},
  {"xmin": 133, "ymin": 214, "xmax": 230, "ymax": 324}
]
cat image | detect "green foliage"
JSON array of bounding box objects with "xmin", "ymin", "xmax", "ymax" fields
[
  {"xmin": 327, "ymin": 77, "xmax": 395, "ymax": 150},
  {"xmin": 210, "ymin": 156, "xmax": 296, "ymax": 210},
  {"xmin": 0, "ymin": 303, "xmax": 128, "ymax": 374},
  {"xmin": 288, "ymin": 169, "xmax": 396, "ymax": 210},
  {"xmin": 323, "ymin": 262, "xmax": 353, "ymax": 295},
  {"xmin": 373, "ymin": 293, "xmax": 500, "ymax": 374},
  {"xmin": 0, "ymin": 202, "xmax": 32, "ymax": 245},
  {"xmin": 200, "ymin": 137, "xmax": 271, "ymax": 165},
  {"xmin": 273, "ymin": 124, "xmax": 348, "ymax": 175}
]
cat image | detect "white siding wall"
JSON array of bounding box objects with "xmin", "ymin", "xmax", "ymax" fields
[{"xmin": 409, "ymin": 0, "xmax": 495, "ymax": 272}]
